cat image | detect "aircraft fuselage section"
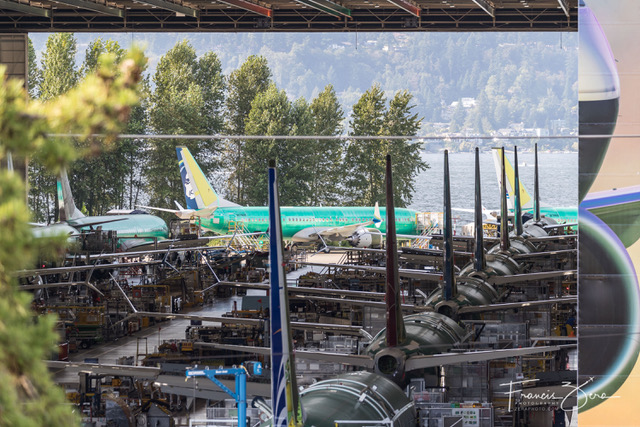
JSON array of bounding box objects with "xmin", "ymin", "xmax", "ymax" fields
[{"xmin": 199, "ymin": 206, "xmax": 419, "ymax": 240}]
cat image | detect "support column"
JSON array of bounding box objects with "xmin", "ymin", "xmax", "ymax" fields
[{"xmin": 0, "ymin": 33, "xmax": 30, "ymax": 200}]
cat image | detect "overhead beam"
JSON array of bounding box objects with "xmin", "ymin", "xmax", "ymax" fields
[
  {"xmin": 0, "ymin": 0, "xmax": 50, "ymax": 16},
  {"xmin": 296, "ymin": 0, "xmax": 350, "ymax": 18},
  {"xmin": 386, "ymin": 0, "xmax": 420, "ymax": 17},
  {"xmin": 556, "ymin": 0, "xmax": 569, "ymax": 17},
  {"xmin": 471, "ymin": 0, "xmax": 494, "ymax": 17},
  {"xmin": 216, "ymin": 0, "xmax": 271, "ymax": 18},
  {"xmin": 51, "ymin": 0, "xmax": 123, "ymax": 17},
  {"xmin": 136, "ymin": 0, "xmax": 198, "ymax": 17}
]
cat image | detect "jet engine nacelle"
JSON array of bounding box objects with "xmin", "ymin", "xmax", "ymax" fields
[{"xmin": 347, "ymin": 228, "xmax": 383, "ymax": 248}]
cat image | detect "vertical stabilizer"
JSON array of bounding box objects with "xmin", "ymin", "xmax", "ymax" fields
[
  {"xmin": 474, "ymin": 148, "xmax": 486, "ymax": 272},
  {"xmin": 513, "ymin": 146, "xmax": 523, "ymax": 235},
  {"xmin": 534, "ymin": 144, "xmax": 541, "ymax": 222},
  {"xmin": 385, "ymin": 155, "xmax": 406, "ymax": 347},
  {"xmin": 58, "ymin": 168, "xmax": 84, "ymax": 221},
  {"xmin": 176, "ymin": 146, "xmax": 219, "ymax": 209},
  {"xmin": 491, "ymin": 147, "xmax": 533, "ymax": 210},
  {"xmin": 443, "ymin": 150, "xmax": 457, "ymax": 300},
  {"xmin": 176, "ymin": 146, "xmax": 241, "ymax": 209},
  {"xmin": 499, "ymin": 148, "xmax": 511, "ymax": 252},
  {"xmin": 268, "ymin": 160, "xmax": 303, "ymax": 427}
]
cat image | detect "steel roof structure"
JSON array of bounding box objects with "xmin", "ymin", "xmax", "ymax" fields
[{"xmin": 1, "ymin": 0, "xmax": 576, "ymax": 32}]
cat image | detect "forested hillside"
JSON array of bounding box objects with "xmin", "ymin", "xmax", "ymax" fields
[{"xmin": 31, "ymin": 31, "xmax": 578, "ymax": 137}]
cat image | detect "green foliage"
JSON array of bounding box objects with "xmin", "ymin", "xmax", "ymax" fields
[
  {"xmin": 308, "ymin": 85, "xmax": 345, "ymax": 205},
  {"xmin": 346, "ymin": 84, "xmax": 425, "ymax": 207},
  {"xmin": 71, "ymin": 39, "xmax": 132, "ymax": 215},
  {"xmin": 243, "ymin": 84, "xmax": 295, "ymax": 205},
  {"xmin": 0, "ymin": 45, "xmax": 146, "ymax": 426},
  {"xmin": 80, "ymin": 38, "xmax": 125, "ymax": 77},
  {"xmin": 39, "ymin": 33, "xmax": 78, "ymax": 102},
  {"xmin": 27, "ymin": 38, "xmax": 41, "ymax": 99},
  {"xmin": 147, "ymin": 40, "xmax": 224, "ymax": 215},
  {"xmin": 224, "ymin": 55, "xmax": 272, "ymax": 204}
]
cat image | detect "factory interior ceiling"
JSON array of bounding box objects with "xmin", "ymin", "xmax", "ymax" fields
[{"xmin": 1, "ymin": 0, "xmax": 576, "ymax": 32}]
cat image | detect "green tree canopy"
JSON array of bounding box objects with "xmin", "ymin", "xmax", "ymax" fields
[
  {"xmin": 146, "ymin": 40, "xmax": 225, "ymax": 213},
  {"xmin": 29, "ymin": 33, "xmax": 79, "ymax": 222},
  {"xmin": 346, "ymin": 84, "xmax": 425, "ymax": 207},
  {"xmin": 223, "ymin": 55, "xmax": 272, "ymax": 204},
  {"xmin": 308, "ymin": 84, "xmax": 345, "ymax": 205}
]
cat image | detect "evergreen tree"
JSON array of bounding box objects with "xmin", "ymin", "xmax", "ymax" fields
[
  {"xmin": 382, "ymin": 90, "xmax": 426, "ymax": 206},
  {"xmin": 29, "ymin": 33, "xmax": 79, "ymax": 221},
  {"xmin": 39, "ymin": 33, "xmax": 78, "ymax": 101},
  {"xmin": 27, "ymin": 38, "xmax": 40, "ymax": 99},
  {"xmin": 70, "ymin": 39, "xmax": 129, "ymax": 215},
  {"xmin": 345, "ymin": 84, "xmax": 386, "ymax": 206},
  {"xmin": 147, "ymin": 40, "xmax": 224, "ymax": 214},
  {"xmin": 243, "ymin": 84, "xmax": 293, "ymax": 205},
  {"xmin": 223, "ymin": 55, "xmax": 271, "ymax": 204},
  {"xmin": 308, "ymin": 85, "xmax": 345, "ymax": 205}
]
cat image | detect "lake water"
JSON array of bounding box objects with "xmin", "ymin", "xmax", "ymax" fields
[{"xmin": 408, "ymin": 151, "xmax": 578, "ymax": 223}]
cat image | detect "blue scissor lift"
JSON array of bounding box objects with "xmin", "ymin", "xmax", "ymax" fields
[{"xmin": 186, "ymin": 361, "xmax": 263, "ymax": 427}]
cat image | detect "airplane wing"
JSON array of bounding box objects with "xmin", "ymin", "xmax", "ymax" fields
[
  {"xmin": 405, "ymin": 344, "xmax": 574, "ymax": 371},
  {"xmin": 194, "ymin": 342, "xmax": 377, "ymax": 369},
  {"xmin": 458, "ymin": 296, "xmax": 577, "ymax": 314},
  {"xmin": 292, "ymin": 202, "xmax": 382, "ymax": 243},
  {"xmin": 188, "ymin": 343, "xmax": 573, "ymax": 372},
  {"xmin": 123, "ymin": 232, "xmax": 267, "ymax": 251},
  {"xmin": 289, "ymin": 295, "xmax": 432, "ymax": 313},
  {"xmin": 67, "ymin": 217, "xmax": 127, "ymax": 229},
  {"xmin": 487, "ymin": 270, "xmax": 576, "ymax": 285},
  {"xmin": 48, "ymin": 361, "xmax": 161, "ymax": 378},
  {"xmin": 215, "ymin": 280, "xmax": 388, "ymax": 300},
  {"xmin": 295, "ymin": 261, "xmax": 575, "ymax": 285},
  {"xmin": 296, "ymin": 261, "xmax": 444, "ymax": 281},
  {"xmin": 15, "ymin": 260, "xmax": 164, "ymax": 278},
  {"xmin": 131, "ymin": 311, "xmax": 368, "ymax": 337},
  {"xmin": 317, "ymin": 221, "xmax": 375, "ymax": 240},
  {"xmin": 137, "ymin": 205, "xmax": 197, "ymax": 220},
  {"xmin": 582, "ymin": 184, "xmax": 640, "ymax": 248}
]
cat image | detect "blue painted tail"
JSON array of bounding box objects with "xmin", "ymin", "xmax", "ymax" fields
[{"xmin": 268, "ymin": 161, "xmax": 304, "ymax": 427}]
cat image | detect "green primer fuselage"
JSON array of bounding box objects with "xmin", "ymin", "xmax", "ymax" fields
[
  {"xmin": 533, "ymin": 206, "xmax": 577, "ymax": 224},
  {"xmin": 198, "ymin": 206, "xmax": 419, "ymax": 238},
  {"xmin": 71, "ymin": 214, "xmax": 169, "ymax": 240}
]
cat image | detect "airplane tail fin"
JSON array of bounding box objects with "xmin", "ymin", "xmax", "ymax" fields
[
  {"xmin": 268, "ymin": 160, "xmax": 304, "ymax": 427},
  {"xmin": 58, "ymin": 168, "xmax": 84, "ymax": 221},
  {"xmin": 474, "ymin": 148, "xmax": 486, "ymax": 272},
  {"xmin": 513, "ymin": 146, "xmax": 524, "ymax": 235},
  {"xmin": 491, "ymin": 147, "xmax": 533, "ymax": 210},
  {"xmin": 176, "ymin": 146, "xmax": 240, "ymax": 210},
  {"xmin": 384, "ymin": 155, "xmax": 406, "ymax": 347},
  {"xmin": 499, "ymin": 148, "xmax": 511, "ymax": 252},
  {"xmin": 373, "ymin": 201, "xmax": 382, "ymax": 229},
  {"xmin": 443, "ymin": 151, "xmax": 457, "ymax": 300}
]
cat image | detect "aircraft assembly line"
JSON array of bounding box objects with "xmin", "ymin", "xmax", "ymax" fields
[{"xmin": 18, "ymin": 145, "xmax": 579, "ymax": 427}]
